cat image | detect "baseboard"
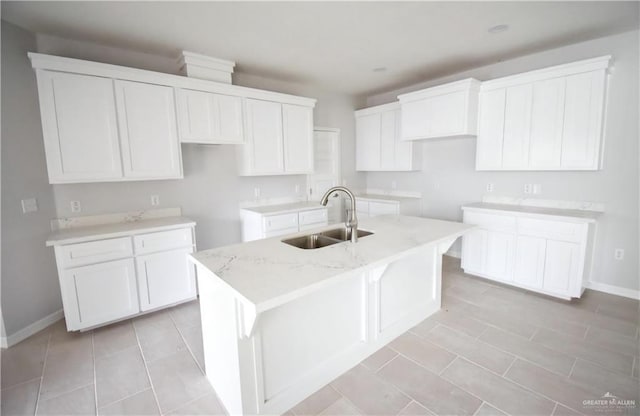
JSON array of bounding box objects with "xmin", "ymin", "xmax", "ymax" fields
[
  {"xmin": 1, "ymin": 309, "xmax": 64, "ymax": 349},
  {"xmin": 586, "ymin": 281, "xmax": 640, "ymax": 300}
]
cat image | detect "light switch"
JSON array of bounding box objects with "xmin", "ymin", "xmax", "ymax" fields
[
  {"xmin": 150, "ymin": 195, "xmax": 160, "ymax": 206},
  {"xmin": 21, "ymin": 198, "xmax": 38, "ymax": 213}
]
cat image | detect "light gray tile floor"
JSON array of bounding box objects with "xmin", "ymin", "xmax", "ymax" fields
[{"xmin": 2, "ymin": 257, "xmax": 638, "ymax": 415}]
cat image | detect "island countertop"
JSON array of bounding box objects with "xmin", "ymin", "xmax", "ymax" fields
[{"xmin": 190, "ymin": 215, "xmax": 473, "ymax": 313}]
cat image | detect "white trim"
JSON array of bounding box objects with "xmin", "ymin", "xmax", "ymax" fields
[
  {"xmin": 1, "ymin": 309, "xmax": 64, "ymax": 349},
  {"xmin": 28, "ymin": 52, "xmax": 316, "ymax": 108},
  {"xmin": 398, "ymin": 78, "xmax": 481, "ymax": 101},
  {"xmin": 354, "ymin": 101, "xmax": 399, "ymax": 117},
  {"xmin": 585, "ymin": 281, "xmax": 640, "ymax": 300},
  {"xmin": 480, "ymin": 55, "xmax": 611, "ymax": 91}
]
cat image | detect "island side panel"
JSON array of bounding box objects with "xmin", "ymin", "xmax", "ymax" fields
[{"xmin": 197, "ymin": 266, "xmax": 246, "ymax": 415}]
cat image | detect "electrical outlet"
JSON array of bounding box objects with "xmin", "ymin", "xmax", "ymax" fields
[
  {"xmin": 254, "ymin": 188, "xmax": 261, "ymax": 198},
  {"xmin": 21, "ymin": 198, "xmax": 38, "ymax": 213},
  {"xmin": 486, "ymin": 183, "xmax": 494, "ymax": 193},
  {"xmin": 150, "ymin": 195, "xmax": 160, "ymax": 206},
  {"xmin": 391, "ymin": 181, "xmax": 397, "ymax": 190},
  {"xmin": 295, "ymin": 184, "xmax": 300, "ymax": 194},
  {"xmin": 533, "ymin": 184, "xmax": 542, "ymax": 195},
  {"xmin": 70, "ymin": 200, "xmax": 81, "ymax": 213},
  {"xmin": 433, "ymin": 181, "xmax": 440, "ymax": 190},
  {"xmin": 614, "ymin": 249, "xmax": 625, "ymax": 260},
  {"xmin": 524, "ymin": 184, "xmax": 532, "ymax": 194}
]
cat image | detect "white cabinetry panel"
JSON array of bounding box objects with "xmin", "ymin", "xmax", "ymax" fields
[
  {"xmin": 543, "ymin": 241, "xmax": 579, "ymax": 294},
  {"xmin": 502, "ymin": 84, "xmax": 532, "ymax": 169},
  {"xmin": 485, "ymin": 231, "xmax": 516, "ymax": 281},
  {"xmin": 462, "ymin": 206, "xmax": 595, "ymax": 299},
  {"xmin": 283, "ymin": 104, "xmax": 313, "ymax": 174},
  {"xmin": 63, "ymin": 258, "xmax": 139, "ymax": 328},
  {"xmin": 561, "ymin": 71, "xmax": 607, "ymax": 169},
  {"xmin": 355, "ymin": 103, "xmax": 420, "ymax": 171},
  {"xmin": 398, "ymin": 78, "xmax": 480, "ymax": 141},
  {"xmin": 476, "ymin": 89, "xmax": 506, "ymax": 170},
  {"xmin": 244, "ymin": 99, "xmax": 284, "ymax": 174},
  {"xmin": 529, "ymin": 78, "xmax": 565, "ymax": 168},
  {"xmin": 476, "ymin": 56, "xmax": 610, "ymax": 171},
  {"xmin": 514, "ymin": 236, "xmax": 546, "ymax": 288},
  {"xmin": 115, "ymin": 80, "xmax": 182, "ymax": 179},
  {"xmin": 355, "ymin": 113, "xmax": 381, "ymax": 171},
  {"xmin": 36, "ymin": 71, "xmax": 123, "ymax": 183},
  {"xmin": 461, "ymin": 228, "xmax": 488, "ymax": 274},
  {"xmin": 137, "ymin": 247, "xmax": 196, "ymax": 311},
  {"xmin": 177, "ymin": 89, "xmax": 244, "ymax": 144}
]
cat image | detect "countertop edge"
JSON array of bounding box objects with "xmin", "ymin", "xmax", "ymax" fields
[
  {"xmin": 461, "ymin": 204, "xmax": 599, "ymax": 222},
  {"xmin": 46, "ymin": 218, "xmax": 196, "ymax": 246}
]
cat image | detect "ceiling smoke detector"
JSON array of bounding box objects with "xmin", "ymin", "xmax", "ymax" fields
[
  {"xmin": 372, "ymin": 67, "xmax": 387, "ymax": 73},
  {"xmin": 488, "ymin": 24, "xmax": 509, "ymax": 34}
]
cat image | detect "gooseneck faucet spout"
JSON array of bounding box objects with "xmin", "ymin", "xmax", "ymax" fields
[{"xmin": 320, "ymin": 186, "xmax": 358, "ymax": 243}]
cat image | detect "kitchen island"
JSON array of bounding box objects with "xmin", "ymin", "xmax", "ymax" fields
[{"xmin": 190, "ymin": 215, "xmax": 473, "ymax": 415}]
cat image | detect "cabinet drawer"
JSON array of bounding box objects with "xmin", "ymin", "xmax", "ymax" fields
[
  {"xmin": 517, "ymin": 218, "xmax": 584, "ymax": 242},
  {"xmin": 265, "ymin": 227, "xmax": 299, "ymax": 239},
  {"xmin": 298, "ymin": 209, "xmax": 328, "ymax": 226},
  {"xmin": 463, "ymin": 211, "xmax": 516, "ymax": 233},
  {"xmin": 134, "ymin": 228, "xmax": 193, "ymax": 254},
  {"xmin": 264, "ymin": 213, "xmax": 298, "ymax": 233},
  {"xmin": 60, "ymin": 237, "xmax": 133, "ymax": 268},
  {"xmin": 368, "ymin": 201, "xmax": 399, "ymax": 216}
]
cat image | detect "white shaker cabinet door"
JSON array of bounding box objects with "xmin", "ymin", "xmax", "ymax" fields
[
  {"xmin": 355, "ymin": 113, "xmax": 381, "ymax": 171},
  {"xmin": 501, "ymin": 84, "xmax": 532, "ymax": 169},
  {"xmin": 513, "ymin": 236, "xmax": 547, "ymax": 289},
  {"xmin": 115, "ymin": 80, "xmax": 182, "ymax": 179},
  {"xmin": 283, "ymin": 104, "xmax": 313, "ymax": 173},
  {"xmin": 379, "ymin": 110, "xmax": 397, "ymax": 170},
  {"xmin": 485, "ymin": 231, "xmax": 516, "ymax": 282},
  {"xmin": 542, "ymin": 240, "xmax": 580, "ymax": 295},
  {"xmin": 36, "ymin": 70, "xmax": 123, "ymax": 183},
  {"xmin": 243, "ymin": 98, "xmax": 284, "ymax": 174},
  {"xmin": 177, "ymin": 89, "xmax": 244, "ymax": 144},
  {"xmin": 561, "ymin": 71, "xmax": 606, "ymax": 170},
  {"xmin": 62, "ymin": 259, "xmax": 139, "ymax": 330},
  {"xmin": 476, "ymin": 89, "xmax": 506, "ymax": 170},
  {"xmin": 528, "ymin": 78, "xmax": 565, "ymax": 169},
  {"xmin": 461, "ymin": 228, "xmax": 488, "ymax": 275},
  {"xmin": 136, "ymin": 247, "xmax": 196, "ymax": 311}
]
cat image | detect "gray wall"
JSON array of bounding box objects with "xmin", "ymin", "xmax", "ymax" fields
[
  {"xmin": 1, "ymin": 22, "xmax": 62, "ymax": 336},
  {"xmin": 365, "ymin": 30, "xmax": 639, "ymax": 292}
]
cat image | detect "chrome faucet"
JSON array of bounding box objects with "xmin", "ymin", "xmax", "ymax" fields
[{"xmin": 320, "ymin": 186, "xmax": 358, "ymax": 243}]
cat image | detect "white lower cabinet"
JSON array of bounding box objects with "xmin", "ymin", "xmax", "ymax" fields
[
  {"xmin": 240, "ymin": 206, "xmax": 329, "ymax": 242},
  {"xmin": 355, "ymin": 196, "xmax": 420, "ymax": 219},
  {"xmin": 62, "ymin": 258, "xmax": 139, "ymax": 329},
  {"xmin": 136, "ymin": 247, "xmax": 196, "ymax": 311},
  {"xmin": 461, "ymin": 206, "xmax": 595, "ymax": 299},
  {"xmin": 53, "ymin": 224, "xmax": 196, "ymax": 331}
]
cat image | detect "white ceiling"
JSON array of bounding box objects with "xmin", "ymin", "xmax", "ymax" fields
[{"xmin": 2, "ymin": 2, "xmax": 638, "ymax": 96}]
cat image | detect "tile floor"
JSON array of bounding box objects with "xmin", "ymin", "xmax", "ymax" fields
[{"xmin": 2, "ymin": 257, "xmax": 639, "ymax": 416}]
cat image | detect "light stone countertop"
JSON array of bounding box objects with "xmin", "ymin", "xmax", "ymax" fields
[
  {"xmin": 356, "ymin": 194, "xmax": 421, "ymax": 202},
  {"xmin": 46, "ymin": 216, "xmax": 196, "ymax": 246},
  {"xmin": 240, "ymin": 201, "xmax": 327, "ymax": 215},
  {"xmin": 190, "ymin": 215, "xmax": 473, "ymax": 313},
  {"xmin": 462, "ymin": 202, "xmax": 601, "ymax": 222}
]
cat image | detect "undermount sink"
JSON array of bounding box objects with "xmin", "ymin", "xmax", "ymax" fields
[{"xmin": 282, "ymin": 227, "xmax": 374, "ymax": 250}]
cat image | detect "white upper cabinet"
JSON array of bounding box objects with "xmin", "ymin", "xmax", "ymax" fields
[
  {"xmin": 176, "ymin": 88, "xmax": 244, "ymax": 144},
  {"xmin": 355, "ymin": 102, "xmax": 420, "ymax": 171},
  {"xmin": 35, "ymin": 71, "xmax": 123, "ymax": 183},
  {"xmin": 30, "ymin": 52, "xmax": 317, "ymax": 182},
  {"xmin": 476, "ymin": 56, "xmax": 610, "ymax": 171},
  {"xmin": 398, "ymin": 78, "xmax": 481, "ymax": 141},
  {"xmin": 283, "ymin": 104, "xmax": 314, "ymax": 174},
  {"xmin": 115, "ymin": 80, "xmax": 182, "ymax": 179},
  {"xmin": 238, "ymin": 99, "xmax": 315, "ymax": 176}
]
